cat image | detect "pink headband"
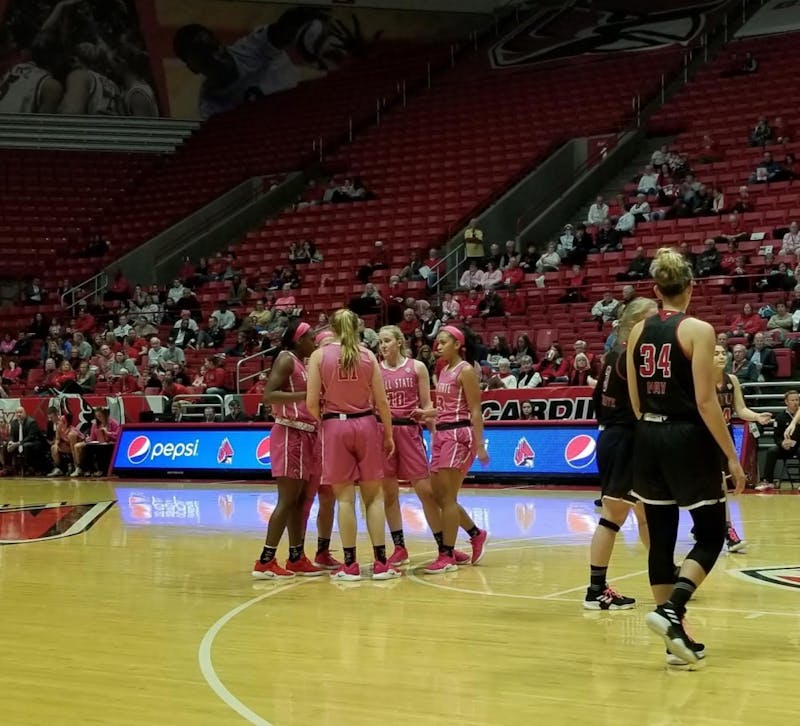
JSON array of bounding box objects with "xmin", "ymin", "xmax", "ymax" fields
[
  {"xmin": 442, "ymin": 325, "xmax": 465, "ymax": 346},
  {"xmin": 292, "ymin": 322, "xmax": 311, "ymax": 343}
]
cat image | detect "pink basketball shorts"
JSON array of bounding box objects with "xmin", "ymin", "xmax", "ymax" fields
[
  {"xmin": 384, "ymin": 424, "xmax": 429, "ymax": 482},
  {"xmin": 270, "ymin": 424, "xmax": 317, "ymax": 481},
  {"xmin": 320, "ymin": 415, "xmax": 384, "ymax": 485},
  {"xmin": 430, "ymin": 426, "xmax": 475, "ymax": 475}
]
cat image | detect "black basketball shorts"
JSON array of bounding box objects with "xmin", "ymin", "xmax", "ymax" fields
[{"xmin": 597, "ymin": 426, "xmax": 637, "ymax": 504}]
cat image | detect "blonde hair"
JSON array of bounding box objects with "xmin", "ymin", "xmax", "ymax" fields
[
  {"xmin": 331, "ymin": 308, "xmax": 361, "ymax": 374},
  {"xmin": 617, "ymin": 297, "xmax": 658, "ymax": 344},
  {"xmin": 378, "ymin": 325, "xmax": 404, "ymax": 345},
  {"xmin": 650, "ymin": 247, "xmax": 693, "ymax": 297}
]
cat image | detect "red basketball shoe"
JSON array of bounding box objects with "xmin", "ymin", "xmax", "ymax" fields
[{"xmin": 252, "ymin": 559, "xmax": 295, "ymax": 580}]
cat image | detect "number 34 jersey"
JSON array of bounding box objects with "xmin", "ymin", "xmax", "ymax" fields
[{"xmin": 633, "ymin": 311, "xmax": 700, "ymax": 423}]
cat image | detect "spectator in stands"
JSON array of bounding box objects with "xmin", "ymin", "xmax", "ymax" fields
[
  {"xmin": 0, "ymin": 335, "xmax": 14, "ymax": 356},
  {"xmin": 568, "ymin": 353, "xmax": 595, "ymax": 386},
  {"xmin": 616, "ymin": 246, "xmax": 649, "ymax": 281},
  {"xmin": 630, "ymin": 194, "xmax": 651, "ymax": 223},
  {"xmin": 4, "ymin": 407, "xmax": 48, "ymax": 475},
  {"xmin": 696, "ymin": 239, "xmax": 722, "ymax": 277},
  {"xmin": 105, "ymin": 270, "xmax": 131, "ymax": 303},
  {"xmin": 112, "ymin": 314, "xmax": 133, "ymax": 341},
  {"xmin": 711, "ymin": 187, "xmax": 725, "ymax": 215},
  {"xmin": 161, "ymin": 339, "xmax": 186, "ymax": 367},
  {"xmin": 459, "ymin": 261, "xmax": 485, "ymax": 290},
  {"xmin": 416, "ymin": 345, "xmax": 436, "ymax": 377},
  {"xmin": 129, "ymin": 285, "xmax": 149, "ymax": 310},
  {"xmin": 160, "ymin": 372, "xmax": 189, "ymax": 399},
  {"xmin": 590, "ymin": 290, "xmax": 620, "ymax": 328},
  {"xmin": 558, "ymin": 225, "xmax": 575, "ymax": 258},
  {"xmin": 497, "ymin": 240, "xmax": 516, "ymax": 270},
  {"xmin": 517, "ymin": 357, "xmax": 542, "ymax": 388},
  {"xmin": 486, "ymin": 336, "xmax": 511, "ymax": 367},
  {"xmin": 752, "ymin": 151, "xmax": 785, "ymax": 183},
  {"xmin": 460, "ymin": 288, "xmax": 481, "ymax": 321},
  {"xmin": 536, "ymin": 242, "xmax": 561, "ymax": 273},
  {"xmin": 398, "ymin": 308, "xmax": 419, "ymax": 339},
  {"xmin": 356, "ymin": 240, "xmax": 388, "ymax": 283},
  {"xmin": 511, "ymin": 335, "xmax": 536, "ymax": 367},
  {"xmin": 131, "ymin": 315, "xmax": 157, "ymax": 340},
  {"xmin": 52, "ymin": 360, "xmax": 78, "ymax": 393},
  {"xmin": 224, "ymin": 399, "xmax": 248, "ymax": 422},
  {"xmin": 478, "ymin": 288, "xmax": 504, "ymax": 318},
  {"xmin": 748, "ymin": 331, "xmax": 778, "ymax": 382},
  {"xmin": 519, "ymin": 244, "xmax": 540, "ymax": 273},
  {"xmin": 28, "ymin": 313, "xmax": 49, "ymax": 341},
  {"xmin": 464, "ymin": 218, "xmax": 485, "ymax": 267},
  {"xmin": 504, "ymin": 286, "xmax": 526, "ymax": 317},
  {"xmin": 482, "ymin": 261, "xmax": 503, "ymax": 289},
  {"xmin": 203, "ymin": 357, "xmax": 228, "ymax": 395},
  {"xmin": 72, "ymin": 305, "xmax": 95, "ymax": 335},
  {"xmin": 240, "ymin": 299, "xmax": 272, "ymax": 334},
  {"xmin": 755, "ymin": 253, "xmax": 793, "ymax": 292},
  {"xmin": 146, "ymin": 337, "xmax": 168, "ymax": 367},
  {"xmin": 558, "ymin": 264, "xmax": 586, "ymax": 303},
  {"xmin": 651, "ymin": 145, "xmax": 667, "ymax": 168},
  {"xmin": 109, "ymin": 350, "xmax": 139, "ymax": 379},
  {"xmin": 637, "ymin": 165, "xmax": 658, "ymax": 195},
  {"xmin": 692, "ymin": 185, "xmax": 713, "ymax": 216},
  {"xmin": 398, "ymin": 250, "xmax": 423, "ymax": 281},
  {"xmin": 748, "ymin": 116, "xmax": 771, "ymax": 147},
  {"xmin": 730, "ymin": 187, "xmax": 753, "ymax": 215},
  {"xmin": 166, "ymin": 278, "xmax": 190, "ymax": 310},
  {"xmin": 781, "ymin": 222, "xmax": 800, "ymax": 256},
  {"xmin": 288, "ymin": 242, "xmax": 307, "ymax": 264},
  {"xmin": 419, "ymin": 307, "xmax": 442, "ymax": 343},
  {"xmin": 493, "ymin": 359, "xmax": 517, "ymax": 389},
  {"xmin": 225, "ymin": 331, "xmax": 251, "ymax": 356},
  {"xmin": 595, "ymin": 219, "xmax": 621, "ymax": 252},
  {"xmin": 24, "ymin": 277, "xmax": 46, "ymax": 305},
  {"xmin": 440, "ymin": 292, "xmax": 460, "ymax": 322},
  {"xmin": 76, "ymin": 361, "xmax": 96, "ymax": 393},
  {"xmin": 586, "ymin": 195, "xmax": 609, "ymax": 226},
  {"xmin": 70, "ymin": 332, "xmax": 92, "ymax": 361},
  {"xmin": 499, "ymin": 258, "xmax": 524, "ymax": 288},
  {"xmin": 227, "ymin": 275, "xmax": 252, "ymax": 307},
  {"xmin": 422, "ymin": 247, "xmax": 445, "ymax": 289},
  {"xmin": 1, "ymin": 359, "xmax": 21, "ymax": 388},
  {"xmin": 537, "ymin": 344, "xmax": 569, "ymax": 384},
  {"xmin": 768, "ymin": 301, "xmax": 793, "ymax": 336},
  {"xmin": 729, "ymin": 302, "xmax": 766, "ymax": 339}
]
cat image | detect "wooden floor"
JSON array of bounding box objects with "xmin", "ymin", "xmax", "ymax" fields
[{"xmin": 1, "ymin": 480, "xmax": 799, "ymax": 726}]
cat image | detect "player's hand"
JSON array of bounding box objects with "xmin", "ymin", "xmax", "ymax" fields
[
  {"xmin": 785, "ymin": 422, "xmax": 796, "ymax": 439},
  {"xmin": 383, "ymin": 433, "xmax": 395, "ymax": 459},
  {"xmin": 477, "ymin": 446, "xmax": 489, "ymax": 466},
  {"xmin": 782, "ymin": 439, "xmax": 795, "ymax": 450},
  {"xmin": 728, "ymin": 458, "xmax": 746, "ymax": 495},
  {"xmin": 756, "ymin": 412, "xmax": 773, "ymax": 425},
  {"xmin": 411, "ymin": 407, "xmax": 436, "ymax": 421}
]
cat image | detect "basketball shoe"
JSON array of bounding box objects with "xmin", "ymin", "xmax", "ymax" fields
[
  {"xmin": 285, "ymin": 555, "xmax": 326, "ymax": 577},
  {"xmin": 453, "ymin": 549, "xmax": 471, "ymax": 566},
  {"xmin": 314, "ymin": 550, "xmax": 342, "ymax": 570},
  {"xmin": 645, "ymin": 604, "xmax": 699, "ymax": 664},
  {"xmin": 583, "ymin": 586, "xmax": 636, "ymax": 610},
  {"xmin": 423, "ymin": 553, "xmax": 458, "ymax": 574},
  {"xmin": 726, "ymin": 525, "xmax": 746, "ymax": 553},
  {"xmin": 470, "ymin": 529, "xmax": 488, "ymax": 565},
  {"xmin": 387, "ymin": 546, "xmax": 410, "ymax": 567},
  {"xmin": 330, "ymin": 562, "xmax": 361, "ymax": 581},
  {"xmin": 252, "ymin": 559, "xmax": 295, "ymax": 580},
  {"xmin": 666, "ymin": 641, "xmax": 706, "ymax": 669},
  {"xmin": 372, "ymin": 561, "xmax": 402, "ymax": 580}
]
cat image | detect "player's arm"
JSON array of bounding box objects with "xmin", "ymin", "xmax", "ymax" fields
[
  {"xmin": 369, "ymin": 353, "xmax": 394, "ymax": 457},
  {"xmin": 730, "ymin": 374, "xmax": 772, "ymax": 424},
  {"xmin": 264, "ymin": 351, "xmax": 304, "ymax": 406},
  {"xmin": 686, "ymin": 319, "xmax": 745, "ymax": 492},
  {"xmin": 783, "ymin": 406, "xmax": 800, "ymax": 439},
  {"xmin": 414, "ymin": 360, "xmax": 436, "ymax": 433},
  {"xmin": 459, "ymin": 364, "xmax": 489, "ymax": 464},
  {"xmin": 625, "ymin": 320, "xmax": 644, "ymax": 419},
  {"xmin": 305, "ymin": 349, "xmax": 323, "ymax": 420}
]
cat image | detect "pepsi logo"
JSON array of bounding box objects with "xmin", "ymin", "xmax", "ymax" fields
[
  {"xmin": 256, "ymin": 436, "xmax": 271, "ymax": 466},
  {"xmin": 127, "ymin": 435, "xmax": 151, "ymax": 465},
  {"xmin": 564, "ymin": 434, "xmax": 597, "ymax": 470}
]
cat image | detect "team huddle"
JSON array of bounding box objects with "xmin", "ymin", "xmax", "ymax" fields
[{"xmin": 252, "ymin": 248, "xmax": 757, "ymax": 670}]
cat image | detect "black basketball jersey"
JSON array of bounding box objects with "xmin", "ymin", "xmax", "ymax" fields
[
  {"xmin": 594, "ymin": 346, "xmax": 635, "ymax": 427},
  {"xmin": 634, "ymin": 311, "xmax": 700, "ymax": 422},
  {"xmin": 716, "ymin": 371, "xmax": 735, "ymax": 427}
]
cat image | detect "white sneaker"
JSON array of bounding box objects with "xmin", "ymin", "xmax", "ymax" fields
[
  {"xmin": 755, "ymin": 481, "xmax": 776, "ymax": 492},
  {"xmin": 70, "ymin": 468, "xmax": 83, "ymax": 477},
  {"xmin": 46, "ymin": 468, "xmax": 63, "ymax": 477}
]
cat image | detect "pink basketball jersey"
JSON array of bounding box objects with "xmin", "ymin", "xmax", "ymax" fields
[
  {"xmin": 435, "ymin": 360, "xmax": 469, "ymax": 424},
  {"xmin": 320, "ymin": 343, "xmax": 375, "ymax": 414},
  {"xmin": 273, "ymin": 352, "xmax": 315, "ymax": 425},
  {"xmin": 380, "ymin": 358, "xmax": 419, "ymax": 417}
]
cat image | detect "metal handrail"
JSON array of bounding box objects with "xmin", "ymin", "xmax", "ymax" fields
[
  {"xmin": 235, "ymin": 346, "xmax": 277, "ymax": 393},
  {"xmin": 61, "ymin": 270, "xmax": 109, "ymax": 315},
  {"xmin": 172, "ymin": 393, "xmax": 224, "ymax": 421}
]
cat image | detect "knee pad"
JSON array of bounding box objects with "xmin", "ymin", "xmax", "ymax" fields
[
  {"xmin": 648, "ymin": 552, "xmax": 677, "ymax": 586},
  {"xmin": 686, "ymin": 520, "xmax": 725, "ymax": 574},
  {"xmin": 598, "ymin": 517, "xmax": 620, "ymax": 533}
]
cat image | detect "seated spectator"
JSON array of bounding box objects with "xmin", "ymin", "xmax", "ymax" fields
[
  {"xmin": 147, "ymin": 337, "xmax": 169, "ymax": 367},
  {"xmin": 711, "ymin": 186, "xmax": 725, "ymax": 214},
  {"xmin": 240, "ymin": 299, "xmax": 272, "ymax": 334},
  {"xmin": 486, "ymin": 335, "xmax": 511, "ymax": 367},
  {"xmin": 356, "ymin": 240, "xmax": 388, "ymax": 283},
  {"xmin": 511, "ymin": 335, "xmax": 536, "ymax": 367},
  {"xmin": 227, "ymin": 275, "xmax": 252, "ymax": 307},
  {"xmin": 768, "ymin": 301, "xmax": 793, "ymax": 335},
  {"xmin": 440, "ymin": 292, "xmax": 460, "ymax": 322},
  {"xmin": 419, "ymin": 308, "xmax": 442, "ymax": 343},
  {"xmin": 591, "ymin": 290, "xmax": 620, "ymax": 328},
  {"xmin": 160, "ymin": 371, "xmax": 189, "ymax": 398},
  {"xmin": 519, "ymin": 244, "xmax": 540, "ymax": 272},
  {"xmin": 586, "ymin": 195, "xmax": 609, "ymax": 226},
  {"xmin": 714, "ymin": 213, "xmax": 749, "ymax": 245},
  {"xmin": 398, "ymin": 307, "xmax": 419, "ymax": 339},
  {"xmin": 781, "ymin": 221, "xmax": 800, "ymax": 256},
  {"xmin": 790, "ymin": 284, "xmax": 800, "ymax": 314},
  {"xmin": 459, "ymin": 261, "xmax": 485, "ymax": 290},
  {"xmin": 748, "ymin": 332, "xmax": 777, "ymax": 381},
  {"xmin": 482, "ymin": 261, "xmax": 503, "ymax": 289},
  {"xmin": 491, "ymin": 358, "xmax": 517, "ymax": 389},
  {"xmin": 748, "ymin": 115, "xmax": 771, "ymax": 147},
  {"xmin": 696, "ymin": 239, "xmax": 722, "ymax": 277},
  {"xmin": 110, "ymin": 367, "xmax": 140, "ymax": 395},
  {"xmin": 108, "ymin": 350, "xmax": 139, "ymax": 380},
  {"xmin": 614, "ymin": 206, "xmax": 637, "ymax": 239},
  {"xmin": 113, "ymin": 314, "xmax": 133, "ymax": 341},
  {"xmin": 105, "ymin": 269, "xmax": 131, "ymax": 302},
  {"xmin": 76, "ymin": 361, "xmax": 96, "ymax": 392},
  {"xmin": 350, "ymin": 282, "xmax": 384, "ymax": 317},
  {"xmin": 28, "ymin": 313, "xmax": 49, "ymax": 340},
  {"xmin": 729, "ymin": 302, "xmax": 766, "ymax": 339},
  {"xmin": 516, "ymin": 356, "xmax": 542, "ymax": 388},
  {"xmin": 248, "ymin": 371, "xmax": 268, "ymax": 396},
  {"xmin": 163, "ymin": 340, "xmax": 187, "ymax": 367},
  {"xmin": 558, "ymin": 224, "xmax": 576, "ymax": 259},
  {"xmin": 224, "ymin": 399, "xmax": 249, "ymax": 422},
  {"xmin": 172, "ymin": 318, "xmax": 198, "ymax": 349},
  {"xmin": 755, "ymin": 253, "xmax": 793, "ymax": 292},
  {"xmin": 398, "ymin": 250, "xmax": 423, "ymax": 281},
  {"xmin": 478, "ymin": 288, "xmax": 504, "ymax": 318},
  {"xmin": 783, "ymin": 152, "xmax": 800, "ymax": 179},
  {"xmin": 536, "ymin": 242, "xmax": 561, "ymax": 273},
  {"xmin": 460, "ymin": 288, "xmax": 481, "ymax": 321},
  {"xmin": 417, "ymin": 345, "xmax": 436, "ymax": 376},
  {"xmin": 568, "ymin": 353, "xmax": 596, "ymax": 386},
  {"xmin": 697, "ymin": 133, "xmax": 722, "ymax": 164},
  {"xmin": 757, "ymin": 390, "xmax": 800, "ymax": 490},
  {"xmin": 0, "ymin": 334, "xmax": 14, "ymax": 356},
  {"xmin": 1, "ymin": 359, "xmax": 22, "ymax": 387},
  {"xmin": 225, "ymin": 331, "xmax": 252, "ymax": 356},
  {"xmin": 203, "ymin": 357, "xmax": 228, "ymax": 395},
  {"xmin": 537, "ymin": 344, "xmax": 569, "ymax": 384},
  {"xmin": 421, "ymin": 247, "xmax": 445, "ymax": 289},
  {"xmin": 486, "ymin": 243, "xmax": 502, "ymax": 269},
  {"xmin": 72, "ymin": 305, "xmax": 96, "ymax": 335},
  {"xmin": 720, "ymin": 240, "xmax": 743, "ymax": 274},
  {"xmin": 630, "ymin": 193, "xmax": 651, "ymax": 222},
  {"xmin": 288, "ymin": 241, "xmax": 308, "ymax": 264},
  {"xmin": 165, "ymin": 279, "xmax": 190, "ymax": 310},
  {"xmin": 637, "ymin": 165, "xmax": 658, "ymax": 194},
  {"xmin": 464, "ymin": 218, "xmax": 485, "ymax": 266},
  {"xmin": 651, "ymin": 144, "xmax": 667, "ymax": 168},
  {"xmin": 52, "ymin": 360, "xmax": 78, "ymax": 393},
  {"xmin": 504, "ymin": 286, "xmax": 526, "ymax": 317},
  {"xmin": 617, "ymin": 246, "xmax": 650, "ymax": 281},
  {"xmin": 595, "ymin": 219, "xmax": 621, "ymax": 252},
  {"xmin": 558, "ymin": 264, "xmax": 586, "ymax": 303},
  {"xmin": 499, "ymin": 258, "xmax": 524, "ymax": 288},
  {"xmin": 498, "ymin": 240, "xmax": 516, "ymax": 270},
  {"xmin": 751, "ymin": 151, "xmax": 785, "ymax": 183},
  {"xmin": 722, "ymin": 50, "xmax": 758, "ymax": 78},
  {"xmin": 692, "ymin": 184, "xmax": 713, "ymax": 216}
]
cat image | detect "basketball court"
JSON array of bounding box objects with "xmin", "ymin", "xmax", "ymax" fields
[{"xmin": 1, "ymin": 480, "xmax": 798, "ymax": 725}]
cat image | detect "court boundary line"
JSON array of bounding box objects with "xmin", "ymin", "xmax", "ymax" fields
[{"xmin": 198, "ymin": 582, "xmax": 302, "ymax": 726}]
